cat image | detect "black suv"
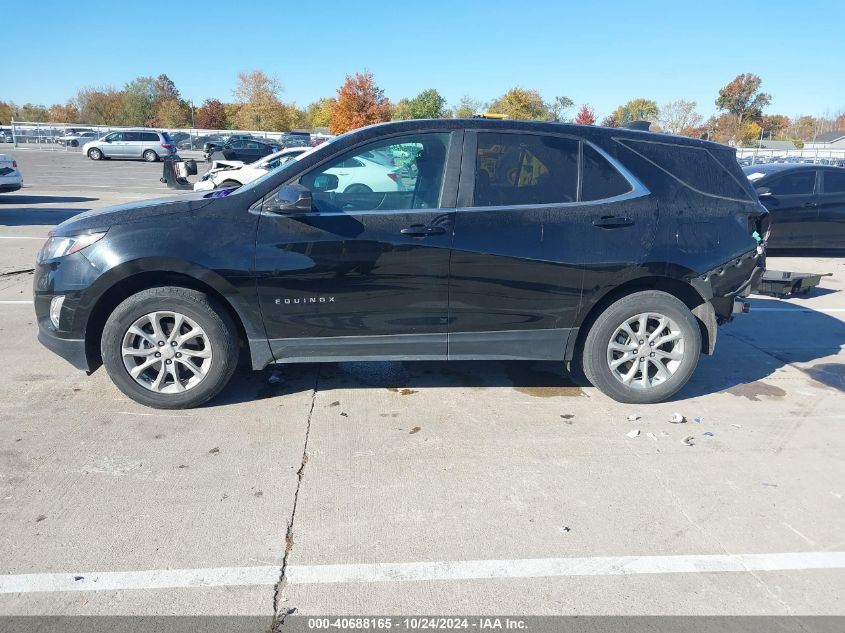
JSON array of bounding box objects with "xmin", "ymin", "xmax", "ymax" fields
[{"xmin": 34, "ymin": 119, "xmax": 768, "ymax": 409}]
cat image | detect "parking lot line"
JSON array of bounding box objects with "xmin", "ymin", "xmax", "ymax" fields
[
  {"xmin": 0, "ymin": 301, "xmax": 33, "ymax": 305},
  {"xmin": 2, "ymin": 551, "xmax": 843, "ymax": 594},
  {"xmin": 0, "ymin": 236, "xmax": 45, "ymax": 240}
]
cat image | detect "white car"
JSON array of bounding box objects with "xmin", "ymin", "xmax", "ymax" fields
[
  {"xmin": 194, "ymin": 146, "xmax": 311, "ymax": 191},
  {"xmin": 0, "ymin": 155, "xmax": 23, "ymax": 193}
]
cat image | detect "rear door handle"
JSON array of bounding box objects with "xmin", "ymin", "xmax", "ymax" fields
[
  {"xmin": 592, "ymin": 216, "xmax": 634, "ymax": 228},
  {"xmin": 401, "ymin": 224, "xmax": 446, "ymax": 237}
]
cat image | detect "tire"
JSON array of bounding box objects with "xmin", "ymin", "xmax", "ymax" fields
[
  {"xmin": 101, "ymin": 287, "xmax": 239, "ymax": 409},
  {"xmin": 217, "ymin": 179, "xmax": 242, "ymax": 189},
  {"xmin": 580, "ymin": 290, "xmax": 701, "ymax": 404},
  {"xmin": 69, "ymin": 140, "xmax": 79, "ymax": 147},
  {"xmin": 344, "ymin": 183, "xmax": 372, "ymax": 194},
  {"xmin": 143, "ymin": 149, "xmax": 159, "ymax": 162},
  {"xmin": 88, "ymin": 148, "xmax": 103, "ymax": 160}
]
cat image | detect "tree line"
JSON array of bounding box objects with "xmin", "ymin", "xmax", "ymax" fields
[{"xmin": 1, "ymin": 70, "xmax": 843, "ymax": 147}]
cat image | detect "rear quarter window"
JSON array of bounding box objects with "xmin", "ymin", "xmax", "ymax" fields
[
  {"xmin": 824, "ymin": 170, "xmax": 845, "ymax": 194},
  {"xmin": 618, "ymin": 138, "xmax": 752, "ymax": 201},
  {"xmin": 581, "ymin": 144, "xmax": 633, "ymax": 201}
]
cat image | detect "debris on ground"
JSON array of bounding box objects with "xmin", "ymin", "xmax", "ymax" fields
[
  {"xmin": 670, "ymin": 413, "xmax": 687, "ymax": 424},
  {"xmin": 732, "ymin": 424, "xmax": 742, "ymax": 429},
  {"xmin": 626, "ymin": 429, "xmax": 640, "ymax": 438},
  {"xmin": 693, "ymin": 416, "xmax": 703, "ymax": 424},
  {"xmin": 73, "ymin": 576, "xmax": 84, "ymax": 581},
  {"xmin": 627, "ymin": 414, "xmax": 641, "ymax": 421},
  {"xmin": 683, "ymin": 436, "xmax": 695, "ymax": 446},
  {"xmin": 703, "ymin": 431, "xmax": 714, "ymax": 437},
  {"xmin": 646, "ymin": 432, "xmax": 658, "ymax": 441},
  {"xmin": 559, "ymin": 526, "xmax": 571, "ymax": 533},
  {"xmin": 268, "ymin": 370, "xmax": 283, "ymax": 385}
]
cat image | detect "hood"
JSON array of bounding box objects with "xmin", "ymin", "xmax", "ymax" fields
[{"xmin": 54, "ymin": 190, "xmax": 217, "ymax": 236}]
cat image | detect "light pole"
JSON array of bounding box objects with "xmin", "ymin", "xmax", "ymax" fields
[{"xmin": 190, "ymin": 101, "xmax": 195, "ymax": 150}]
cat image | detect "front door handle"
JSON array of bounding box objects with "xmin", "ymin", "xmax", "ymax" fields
[
  {"xmin": 400, "ymin": 224, "xmax": 446, "ymax": 237},
  {"xmin": 592, "ymin": 216, "xmax": 634, "ymax": 229},
  {"xmin": 802, "ymin": 202, "xmax": 818, "ymax": 208}
]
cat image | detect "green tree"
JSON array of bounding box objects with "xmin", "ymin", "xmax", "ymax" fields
[
  {"xmin": 408, "ymin": 88, "xmax": 446, "ymax": 119},
  {"xmin": 450, "ymin": 96, "xmax": 482, "ymax": 118},
  {"xmin": 19, "ymin": 103, "xmax": 50, "ymax": 122},
  {"xmin": 305, "ymin": 98, "xmax": 336, "ymax": 129},
  {"xmin": 122, "ymin": 76, "xmax": 159, "ymax": 126},
  {"xmin": 550, "ymin": 96, "xmax": 575, "ymax": 122},
  {"xmin": 610, "ymin": 98, "xmax": 659, "ymax": 127},
  {"xmin": 391, "ymin": 98, "xmax": 414, "ymax": 121},
  {"xmin": 715, "ymin": 73, "xmax": 771, "ymax": 142},
  {"xmin": 489, "ymin": 88, "xmax": 553, "ymax": 120}
]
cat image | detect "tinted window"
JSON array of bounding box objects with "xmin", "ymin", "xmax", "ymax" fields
[
  {"xmin": 298, "ymin": 132, "xmax": 449, "ymax": 212},
  {"xmin": 581, "ymin": 144, "xmax": 632, "ymax": 201},
  {"xmin": 141, "ymin": 132, "xmax": 158, "ymax": 142},
  {"xmin": 105, "ymin": 132, "xmax": 123, "ymax": 142},
  {"xmin": 767, "ymin": 171, "xmax": 815, "ymax": 196},
  {"xmin": 230, "ymin": 141, "xmax": 245, "ymax": 149},
  {"xmin": 474, "ymin": 133, "xmax": 578, "ymax": 206},
  {"xmin": 823, "ymin": 170, "xmax": 845, "ymax": 194},
  {"xmin": 124, "ymin": 132, "xmax": 140, "ymax": 142}
]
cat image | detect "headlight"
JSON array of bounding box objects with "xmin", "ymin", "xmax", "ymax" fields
[{"xmin": 38, "ymin": 231, "xmax": 106, "ymax": 262}]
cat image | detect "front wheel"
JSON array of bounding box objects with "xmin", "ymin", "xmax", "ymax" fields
[
  {"xmin": 581, "ymin": 290, "xmax": 701, "ymax": 404},
  {"xmin": 217, "ymin": 179, "xmax": 242, "ymax": 189},
  {"xmin": 101, "ymin": 287, "xmax": 239, "ymax": 409},
  {"xmin": 88, "ymin": 148, "xmax": 103, "ymax": 160}
]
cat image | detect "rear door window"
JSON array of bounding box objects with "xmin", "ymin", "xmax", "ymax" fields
[
  {"xmin": 141, "ymin": 132, "xmax": 159, "ymax": 142},
  {"xmin": 474, "ymin": 133, "xmax": 578, "ymax": 206},
  {"xmin": 581, "ymin": 144, "xmax": 633, "ymax": 201},
  {"xmin": 767, "ymin": 171, "xmax": 816, "ymax": 196},
  {"xmin": 124, "ymin": 132, "xmax": 140, "ymax": 142},
  {"xmin": 823, "ymin": 170, "xmax": 845, "ymax": 194}
]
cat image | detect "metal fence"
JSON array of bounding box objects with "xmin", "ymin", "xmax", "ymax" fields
[
  {"xmin": 1, "ymin": 121, "xmax": 332, "ymax": 154},
  {"xmin": 732, "ymin": 147, "xmax": 845, "ymax": 166}
]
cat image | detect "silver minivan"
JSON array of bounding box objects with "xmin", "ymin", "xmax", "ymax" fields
[{"xmin": 82, "ymin": 130, "xmax": 176, "ymax": 162}]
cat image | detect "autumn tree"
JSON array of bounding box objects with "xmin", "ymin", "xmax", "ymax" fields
[
  {"xmin": 48, "ymin": 102, "xmax": 80, "ymax": 123},
  {"xmin": 489, "ymin": 88, "xmax": 553, "ymax": 120},
  {"xmin": 787, "ymin": 115, "xmax": 817, "ymax": 141},
  {"xmin": 450, "ymin": 96, "xmax": 482, "ymax": 118},
  {"xmin": 550, "ymin": 96, "xmax": 575, "ymax": 122},
  {"xmin": 391, "ymin": 99, "xmax": 414, "ymax": 121},
  {"xmin": 305, "ymin": 98, "xmax": 335, "ymax": 129},
  {"xmin": 761, "ymin": 114, "xmax": 790, "ymax": 139},
  {"xmin": 610, "ymin": 98, "xmax": 659, "ymax": 127},
  {"xmin": 155, "ymin": 98, "xmax": 191, "ymax": 127},
  {"xmin": 715, "ymin": 73, "xmax": 771, "ymax": 142},
  {"xmin": 194, "ymin": 99, "xmax": 227, "ymax": 129},
  {"xmin": 330, "ymin": 72, "xmax": 391, "ymax": 134},
  {"xmin": 574, "ymin": 104, "xmax": 595, "ymax": 125},
  {"xmin": 75, "ymin": 87, "xmax": 124, "ymax": 125},
  {"xmin": 232, "ymin": 70, "xmax": 285, "ymax": 130},
  {"xmin": 658, "ymin": 100, "xmax": 702, "ymax": 135},
  {"xmin": 600, "ymin": 113, "xmax": 619, "ymax": 127},
  {"xmin": 0, "ymin": 101, "xmax": 17, "ymax": 124},
  {"xmin": 19, "ymin": 104, "xmax": 49, "ymax": 122}
]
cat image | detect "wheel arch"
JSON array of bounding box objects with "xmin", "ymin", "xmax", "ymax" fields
[
  {"xmin": 568, "ymin": 274, "xmax": 716, "ymax": 364},
  {"xmin": 81, "ymin": 264, "xmax": 268, "ymax": 372}
]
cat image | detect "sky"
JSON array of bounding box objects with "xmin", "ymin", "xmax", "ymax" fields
[{"xmin": 5, "ymin": 0, "xmax": 845, "ymax": 120}]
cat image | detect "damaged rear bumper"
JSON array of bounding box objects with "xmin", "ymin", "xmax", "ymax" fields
[{"xmin": 691, "ymin": 245, "xmax": 765, "ymax": 323}]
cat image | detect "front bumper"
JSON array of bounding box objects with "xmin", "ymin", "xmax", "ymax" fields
[{"xmin": 37, "ymin": 319, "xmax": 90, "ymax": 371}]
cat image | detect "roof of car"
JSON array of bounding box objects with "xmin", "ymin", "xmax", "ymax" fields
[{"xmin": 741, "ymin": 163, "xmax": 817, "ymax": 176}]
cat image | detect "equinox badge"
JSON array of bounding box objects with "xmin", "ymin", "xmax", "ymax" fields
[{"xmin": 275, "ymin": 297, "xmax": 336, "ymax": 305}]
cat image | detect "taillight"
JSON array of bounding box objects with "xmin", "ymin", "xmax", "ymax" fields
[
  {"xmin": 387, "ymin": 172, "xmax": 401, "ymax": 182},
  {"xmin": 162, "ymin": 143, "xmax": 172, "ymax": 149},
  {"xmin": 12, "ymin": 160, "xmax": 16, "ymax": 168}
]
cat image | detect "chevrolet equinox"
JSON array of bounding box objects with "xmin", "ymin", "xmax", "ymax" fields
[{"xmin": 34, "ymin": 119, "xmax": 769, "ymax": 409}]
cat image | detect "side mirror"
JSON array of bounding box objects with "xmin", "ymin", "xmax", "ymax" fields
[
  {"xmin": 312, "ymin": 173, "xmax": 339, "ymax": 192},
  {"xmin": 269, "ymin": 184, "xmax": 313, "ymax": 213},
  {"xmin": 756, "ymin": 186, "xmax": 772, "ymax": 197}
]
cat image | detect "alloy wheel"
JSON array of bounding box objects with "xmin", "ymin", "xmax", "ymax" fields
[{"xmin": 606, "ymin": 312, "xmax": 685, "ymax": 390}]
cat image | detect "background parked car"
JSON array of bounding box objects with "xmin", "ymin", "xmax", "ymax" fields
[
  {"xmin": 0, "ymin": 154, "xmax": 23, "ymax": 192},
  {"xmin": 83, "ymin": 130, "xmax": 176, "ymax": 162},
  {"xmin": 194, "ymin": 146, "xmax": 311, "ymax": 190},
  {"xmin": 57, "ymin": 131, "xmax": 99, "ymax": 147},
  {"xmin": 745, "ymin": 163, "xmax": 845, "ymax": 249},
  {"xmin": 0, "ymin": 128, "xmax": 13, "ymax": 143},
  {"xmin": 206, "ymin": 138, "xmax": 282, "ymax": 164},
  {"xmin": 203, "ymin": 134, "xmax": 254, "ymax": 158}
]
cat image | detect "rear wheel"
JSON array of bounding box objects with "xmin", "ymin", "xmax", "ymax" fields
[
  {"xmin": 143, "ymin": 149, "xmax": 159, "ymax": 162},
  {"xmin": 87, "ymin": 148, "xmax": 103, "ymax": 160},
  {"xmin": 581, "ymin": 290, "xmax": 701, "ymax": 404},
  {"xmin": 101, "ymin": 287, "xmax": 239, "ymax": 409}
]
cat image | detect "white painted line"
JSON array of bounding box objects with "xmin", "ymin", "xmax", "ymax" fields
[
  {"xmin": 0, "ymin": 236, "xmax": 45, "ymax": 240},
  {"xmin": 752, "ymin": 308, "xmax": 845, "ymax": 313},
  {"xmin": 0, "ymin": 300, "xmax": 32, "ymax": 305},
  {"xmin": 1, "ymin": 551, "xmax": 843, "ymax": 594}
]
